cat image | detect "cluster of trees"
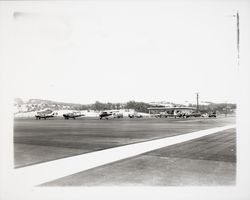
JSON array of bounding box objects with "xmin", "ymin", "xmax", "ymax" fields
[
  {"xmin": 75, "ymin": 101, "xmax": 152, "ymax": 113},
  {"xmin": 76, "ymin": 101, "xmax": 123, "ymax": 111},
  {"xmin": 125, "ymin": 101, "xmax": 152, "ymax": 113}
]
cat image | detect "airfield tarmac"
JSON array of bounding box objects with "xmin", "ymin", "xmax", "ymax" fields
[{"xmin": 14, "ymin": 116, "xmax": 236, "ymax": 186}]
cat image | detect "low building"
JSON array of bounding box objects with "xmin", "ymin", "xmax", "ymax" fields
[{"xmin": 147, "ymin": 107, "xmax": 197, "ymax": 117}]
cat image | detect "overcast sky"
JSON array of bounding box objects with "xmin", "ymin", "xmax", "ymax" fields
[{"xmin": 1, "ymin": 0, "xmax": 248, "ymax": 104}]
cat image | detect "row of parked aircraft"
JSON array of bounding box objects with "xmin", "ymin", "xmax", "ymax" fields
[
  {"xmin": 35, "ymin": 110, "xmax": 126, "ymax": 120},
  {"xmin": 35, "ymin": 109, "xmax": 216, "ymax": 120}
]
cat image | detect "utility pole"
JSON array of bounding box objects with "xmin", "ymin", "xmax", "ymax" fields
[
  {"xmin": 233, "ymin": 11, "xmax": 240, "ymax": 66},
  {"xmin": 196, "ymin": 92, "xmax": 199, "ymax": 113},
  {"xmin": 237, "ymin": 11, "xmax": 240, "ymax": 66}
]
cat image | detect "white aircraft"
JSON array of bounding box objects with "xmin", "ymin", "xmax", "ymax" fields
[
  {"xmin": 99, "ymin": 110, "xmax": 123, "ymax": 120},
  {"xmin": 35, "ymin": 109, "xmax": 58, "ymax": 120}
]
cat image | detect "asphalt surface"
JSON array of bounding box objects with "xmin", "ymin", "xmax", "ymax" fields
[
  {"xmin": 42, "ymin": 128, "xmax": 236, "ymax": 186},
  {"xmin": 14, "ymin": 116, "xmax": 235, "ymax": 168}
]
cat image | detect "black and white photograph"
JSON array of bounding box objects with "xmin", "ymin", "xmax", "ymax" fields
[{"xmin": 0, "ymin": 0, "xmax": 250, "ymax": 199}]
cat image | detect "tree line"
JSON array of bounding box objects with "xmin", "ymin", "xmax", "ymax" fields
[{"xmin": 75, "ymin": 101, "xmax": 152, "ymax": 113}]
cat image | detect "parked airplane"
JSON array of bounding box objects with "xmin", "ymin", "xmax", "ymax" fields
[
  {"xmin": 63, "ymin": 112, "xmax": 85, "ymax": 120},
  {"xmin": 99, "ymin": 111, "xmax": 113, "ymax": 120},
  {"xmin": 35, "ymin": 109, "xmax": 57, "ymax": 120},
  {"xmin": 99, "ymin": 110, "xmax": 124, "ymax": 119}
]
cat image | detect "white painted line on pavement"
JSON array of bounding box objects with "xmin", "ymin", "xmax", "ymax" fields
[{"xmin": 12, "ymin": 124, "xmax": 235, "ymax": 188}]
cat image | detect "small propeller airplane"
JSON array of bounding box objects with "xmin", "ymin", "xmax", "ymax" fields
[
  {"xmin": 35, "ymin": 109, "xmax": 57, "ymax": 120},
  {"xmin": 99, "ymin": 111, "xmax": 113, "ymax": 120},
  {"xmin": 63, "ymin": 112, "xmax": 85, "ymax": 120}
]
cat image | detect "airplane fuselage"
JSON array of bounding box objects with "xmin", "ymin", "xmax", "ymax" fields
[
  {"xmin": 35, "ymin": 114, "xmax": 55, "ymax": 120},
  {"xmin": 63, "ymin": 113, "xmax": 85, "ymax": 120},
  {"xmin": 99, "ymin": 112, "xmax": 112, "ymax": 120}
]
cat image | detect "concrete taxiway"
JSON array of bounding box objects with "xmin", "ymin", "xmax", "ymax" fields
[{"xmin": 14, "ymin": 116, "xmax": 236, "ymax": 186}]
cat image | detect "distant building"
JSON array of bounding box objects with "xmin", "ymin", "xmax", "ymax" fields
[{"xmin": 147, "ymin": 107, "xmax": 196, "ymax": 117}]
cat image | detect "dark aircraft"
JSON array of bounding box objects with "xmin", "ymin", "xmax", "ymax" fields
[
  {"xmin": 35, "ymin": 109, "xmax": 57, "ymax": 120},
  {"xmin": 99, "ymin": 111, "xmax": 113, "ymax": 120},
  {"xmin": 63, "ymin": 112, "xmax": 85, "ymax": 120}
]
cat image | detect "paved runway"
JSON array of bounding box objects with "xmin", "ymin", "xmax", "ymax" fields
[
  {"xmin": 14, "ymin": 117, "xmax": 235, "ymax": 168},
  {"xmin": 14, "ymin": 116, "xmax": 236, "ymax": 186}
]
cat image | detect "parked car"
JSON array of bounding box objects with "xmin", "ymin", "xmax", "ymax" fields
[
  {"xmin": 183, "ymin": 112, "xmax": 201, "ymax": 118},
  {"xmin": 113, "ymin": 113, "xmax": 123, "ymax": 118},
  {"xmin": 128, "ymin": 113, "xmax": 143, "ymax": 118},
  {"xmin": 201, "ymin": 113, "xmax": 209, "ymax": 118},
  {"xmin": 208, "ymin": 112, "xmax": 217, "ymax": 118}
]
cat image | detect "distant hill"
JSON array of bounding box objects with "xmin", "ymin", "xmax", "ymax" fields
[
  {"xmin": 14, "ymin": 98, "xmax": 87, "ymax": 113},
  {"xmin": 14, "ymin": 98, "xmax": 83, "ymax": 106}
]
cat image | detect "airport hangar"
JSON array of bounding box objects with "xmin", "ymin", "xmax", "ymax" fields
[{"xmin": 147, "ymin": 107, "xmax": 197, "ymax": 116}]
